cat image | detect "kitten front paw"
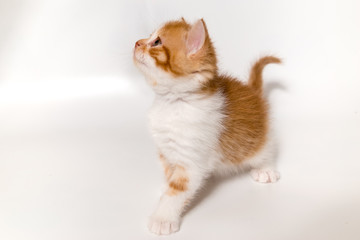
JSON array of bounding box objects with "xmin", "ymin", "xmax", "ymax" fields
[
  {"xmin": 148, "ymin": 217, "xmax": 180, "ymax": 235},
  {"xmin": 251, "ymin": 169, "xmax": 280, "ymax": 183}
]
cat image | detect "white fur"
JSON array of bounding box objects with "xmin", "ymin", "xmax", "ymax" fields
[{"xmin": 147, "ymin": 77, "xmax": 225, "ymax": 235}]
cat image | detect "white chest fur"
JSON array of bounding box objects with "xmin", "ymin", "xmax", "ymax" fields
[{"xmin": 148, "ymin": 91, "xmax": 225, "ymax": 168}]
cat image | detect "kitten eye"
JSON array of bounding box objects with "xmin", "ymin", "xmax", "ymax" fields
[{"xmin": 152, "ymin": 37, "xmax": 162, "ymax": 47}]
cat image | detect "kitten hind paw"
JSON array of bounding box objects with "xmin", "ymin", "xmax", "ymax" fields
[
  {"xmin": 251, "ymin": 169, "xmax": 280, "ymax": 183},
  {"xmin": 148, "ymin": 217, "xmax": 180, "ymax": 235}
]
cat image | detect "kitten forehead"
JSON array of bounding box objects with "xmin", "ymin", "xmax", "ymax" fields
[{"xmin": 157, "ymin": 20, "xmax": 190, "ymax": 37}]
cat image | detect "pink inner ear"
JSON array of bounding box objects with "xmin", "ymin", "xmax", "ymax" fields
[{"xmin": 186, "ymin": 20, "xmax": 206, "ymax": 55}]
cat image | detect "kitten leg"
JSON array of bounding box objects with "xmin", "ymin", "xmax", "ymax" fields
[
  {"xmin": 246, "ymin": 138, "xmax": 280, "ymax": 183},
  {"xmin": 148, "ymin": 164, "xmax": 205, "ymax": 235}
]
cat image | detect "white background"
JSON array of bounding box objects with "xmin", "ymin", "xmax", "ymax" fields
[{"xmin": 1, "ymin": 0, "xmax": 360, "ymax": 239}]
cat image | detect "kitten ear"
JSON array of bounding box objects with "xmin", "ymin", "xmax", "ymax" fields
[{"xmin": 186, "ymin": 19, "xmax": 206, "ymax": 56}]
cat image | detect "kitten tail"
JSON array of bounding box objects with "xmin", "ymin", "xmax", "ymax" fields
[{"xmin": 248, "ymin": 56, "xmax": 281, "ymax": 94}]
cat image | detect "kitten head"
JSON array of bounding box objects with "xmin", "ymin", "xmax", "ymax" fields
[{"xmin": 133, "ymin": 18, "xmax": 217, "ymax": 88}]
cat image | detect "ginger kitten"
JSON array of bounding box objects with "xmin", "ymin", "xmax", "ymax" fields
[{"xmin": 133, "ymin": 18, "xmax": 281, "ymax": 235}]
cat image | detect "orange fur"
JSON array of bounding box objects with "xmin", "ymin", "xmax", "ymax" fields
[
  {"xmin": 218, "ymin": 57, "xmax": 281, "ymax": 163},
  {"xmin": 166, "ymin": 165, "xmax": 188, "ymax": 196},
  {"xmin": 217, "ymin": 73, "xmax": 270, "ymax": 164},
  {"xmin": 198, "ymin": 57, "xmax": 281, "ymax": 164},
  {"xmin": 159, "ymin": 153, "xmax": 189, "ymax": 196}
]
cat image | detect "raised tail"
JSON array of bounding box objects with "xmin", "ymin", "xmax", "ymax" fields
[{"xmin": 248, "ymin": 56, "xmax": 281, "ymax": 93}]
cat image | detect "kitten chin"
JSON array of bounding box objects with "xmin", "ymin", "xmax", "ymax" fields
[{"xmin": 134, "ymin": 18, "xmax": 281, "ymax": 236}]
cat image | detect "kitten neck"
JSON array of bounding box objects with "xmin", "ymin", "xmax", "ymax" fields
[{"xmin": 148, "ymin": 71, "xmax": 215, "ymax": 97}]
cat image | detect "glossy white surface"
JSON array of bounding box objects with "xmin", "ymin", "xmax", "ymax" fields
[{"xmin": 1, "ymin": 1, "xmax": 360, "ymax": 239}]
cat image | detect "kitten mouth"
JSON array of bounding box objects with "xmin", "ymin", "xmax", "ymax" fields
[
  {"xmin": 134, "ymin": 55, "xmax": 147, "ymax": 66},
  {"xmin": 133, "ymin": 50, "xmax": 147, "ymax": 66},
  {"xmin": 135, "ymin": 57, "xmax": 147, "ymax": 66}
]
